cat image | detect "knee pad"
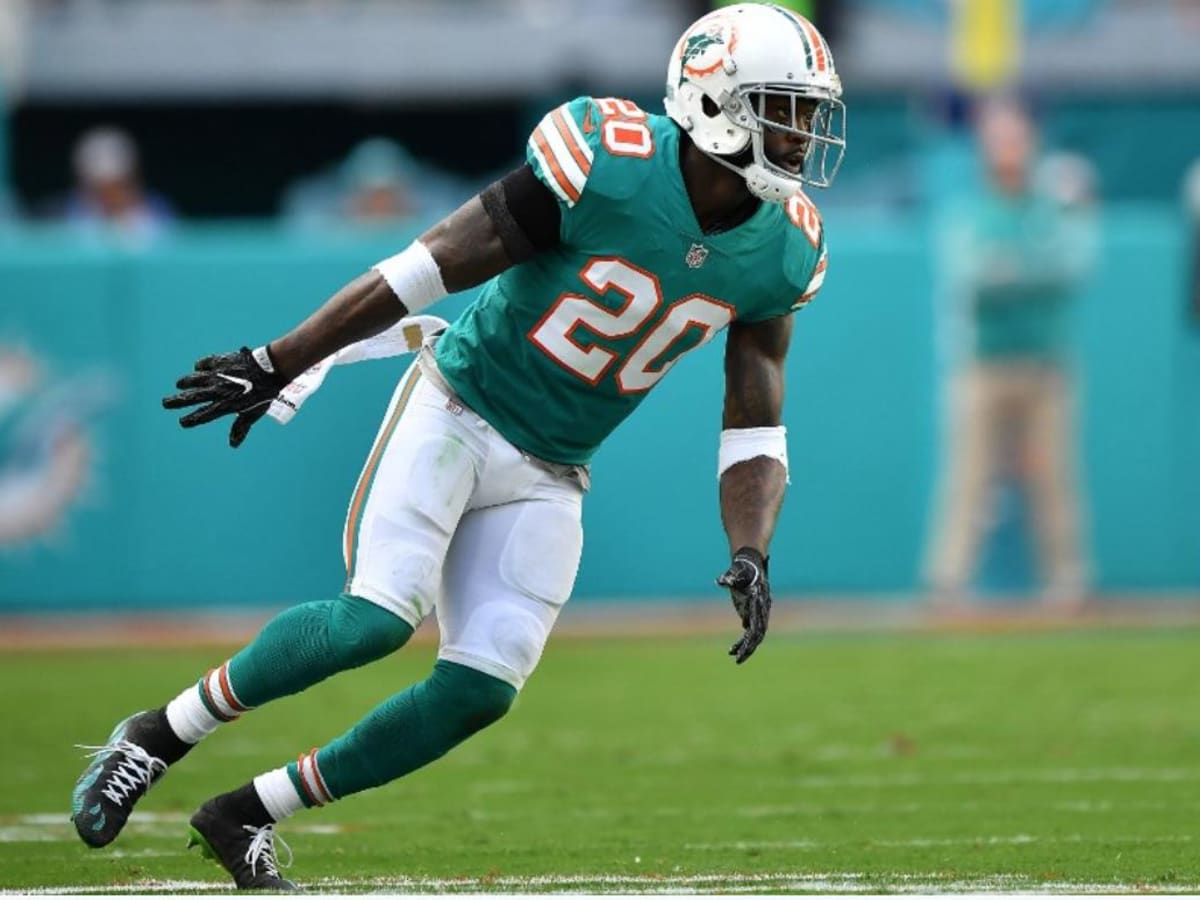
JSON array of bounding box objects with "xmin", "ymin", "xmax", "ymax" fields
[
  {"xmin": 329, "ymin": 593, "xmax": 414, "ymax": 667},
  {"xmin": 428, "ymin": 659, "xmax": 516, "ymax": 737},
  {"xmin": 499, "ymin": 501, "xmax": 582, "ymax": 607},
  {"xmin": 439, "ymin": 601, "xmax": 552, "ymax": 690},
  {"xmin": 351, "ymin": 542, "xmax": 447, "ymax": 627}
]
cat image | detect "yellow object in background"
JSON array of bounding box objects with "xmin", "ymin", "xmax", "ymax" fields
[{"xmin": 950, "ymin": 0, "xmax": 1021, "ymax": 91}]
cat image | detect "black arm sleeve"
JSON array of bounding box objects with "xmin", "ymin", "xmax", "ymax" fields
[{"xmin": 479, "ymin": 164, "xmax": 563, "ymax": 264}]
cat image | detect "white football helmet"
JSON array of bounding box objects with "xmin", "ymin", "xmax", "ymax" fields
[{"xmin": 664, "ymin": 3, "xmax": 846, "ymax": 202}]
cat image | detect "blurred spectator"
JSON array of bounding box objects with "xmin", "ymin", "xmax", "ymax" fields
[
  {"xmin": 0, "ymin": 0, "xmax": 29, "ymax": 226},
  {"xmin": 924, "ymin": 96, "xmax": 1097, "ymax": 611},
  {"xmin": 64, "ymin": 126, "xmax": 173, "ymax": 243},
  {"xmin": 339, "ymin": 138, "xmax": 416, "ymax": 225},
  {"xmin": 1186, "ymin": 158, "xmax": 1200, "ymax": 320},
  {"xmin": 282, "ymin": 137, "xmax": 462, "ymax": 232}
]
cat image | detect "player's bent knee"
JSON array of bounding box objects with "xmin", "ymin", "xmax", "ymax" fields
[
  {"xmin": 429, "ymin": 659, "xmax": 517, "ymax": 738},
  {"xmin": 329, "ymin": 593, "xmax": 414, "ymax": 666},
  {"xmin": 439, "ymin": 601, "xmax": 552, "ymax": 690},
  {"xmin": 351, "ymin": 546, "xmax": 442, "ymax": 624}
]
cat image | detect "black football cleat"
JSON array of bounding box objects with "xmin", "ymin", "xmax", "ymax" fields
[
  {"xmin": 188, "ymin": 789, "xmax": 298, "ymax": 891},
  {"xmin": 71, "ymin": 711, "xmax": 169, "ymax": 848}
]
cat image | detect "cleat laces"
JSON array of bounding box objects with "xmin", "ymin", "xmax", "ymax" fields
[
  {"xmin": 77, "ymin": 740, "xmax": 167, "ymax": 806},
  {"xmin": 244, "ymin": 824, "xmax": 292, "ymax": 879}
]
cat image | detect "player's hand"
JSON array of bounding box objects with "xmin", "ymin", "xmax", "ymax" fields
[
  {"xmin": 162, "ymin": 346, "xmax": 286, "ymax": 448},
  {"xmin": 717, "ymin": 547, "xmax": 772, "ymax": 664}
]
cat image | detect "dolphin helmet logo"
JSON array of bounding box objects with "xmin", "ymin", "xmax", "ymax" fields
[{"xmin": 679, "ymin": 18, "xmax": 738, "ymax": 83}]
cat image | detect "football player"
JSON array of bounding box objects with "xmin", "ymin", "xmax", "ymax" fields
[{"xmin": 70, "ymin": 3, "xmax": 843, "ymax": 889}]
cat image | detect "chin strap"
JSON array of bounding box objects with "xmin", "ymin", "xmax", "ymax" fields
[
  {"xmin": 742, "ymin": 163, "xmax": 803, "ymax": 203},
  {"xmin": 697, "ymin": 147, "xmax": 800, "ymax": 204}
]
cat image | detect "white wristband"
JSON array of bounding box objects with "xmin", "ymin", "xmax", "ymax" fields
[
  {"xmin": 372, "ymin": 240, "xmax": 448, "ymax": 314},
  {"xmin": 718, "ymin": 426, "xmax": 789, "ymax": 482}
]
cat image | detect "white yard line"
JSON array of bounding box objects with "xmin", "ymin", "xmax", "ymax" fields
[
  {"xmin": 11, "ymin": 814, "xmax": 189, "ymax": 825},
  {"xmin": 686, "ymin": 834, "xmax": 1195, "ymax": 850},
  {"xmin": 11, "ymin": 872, "xmax": 1200, "ymax": 895},
  {"xmin": 792, "ymin": 766, "xmax": 1198, "ymax": 788},
  {"xmin": 0, "ymin": 813, "xmax": 342, "ymax": 843}
]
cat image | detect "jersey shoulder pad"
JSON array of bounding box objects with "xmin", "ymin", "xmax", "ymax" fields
[
  {"xmin": 526, "ymin": 96, "xmax": 658, "ymax": 208},
  {"xmin": 782, "ymin": 190, "xmax": 828, "ymax": 311}
]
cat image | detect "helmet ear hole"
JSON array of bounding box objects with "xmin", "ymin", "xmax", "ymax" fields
[{"xmin": 701, "ymin": 95, "xmax": 721, "ymax": 118}]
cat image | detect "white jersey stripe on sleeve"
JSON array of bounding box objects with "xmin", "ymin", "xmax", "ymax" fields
[
  {"xmin": 537, "ymin": 112, "xmax": 589, "ymax": 195},
  {"xmin": 556, "ymin": 106, "xmax": 594, "ymax": 167},
  {"xmin": 527, "ymin": 132, "xmax": 576, "ymax": 206},
  {"xmin": 793, "ymin": 249, "xmax": 828, "ymax": 309},
  {"xmin": 806, "ymin": 252, "xmax": 827, "ymax": 293}
]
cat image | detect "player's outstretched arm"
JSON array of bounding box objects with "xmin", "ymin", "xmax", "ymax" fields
[
  {"xmin": 163, "ymin": 167, "xmax": 560, "ymax": 447},
  {"xmin": 267, "ymin": 195, "xmax": 517, "ymax": 381},
  {"xmin": 716, "ymin": 314, "xmax": 793, "ymax": 663}
]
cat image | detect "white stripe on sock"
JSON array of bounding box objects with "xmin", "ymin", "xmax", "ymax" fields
[
  {"xmin": 164, "ymin": 684, "xmax": 222, "ymax": 744},
  {"xmin": 203, "ymin": 664, "xmax": 247, "ymax": 719},
  {"xmin": 298, "ymin": 752, "xmax": 332, "ymax": 805},
  {"xmin": 254, "ymin": 767, "xmax": 306, "ymax": 822}
]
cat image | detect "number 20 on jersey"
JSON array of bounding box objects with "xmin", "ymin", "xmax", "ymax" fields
[{"xmin": 529, "ymin": 257, "xmax": 733, "ymax": 394}]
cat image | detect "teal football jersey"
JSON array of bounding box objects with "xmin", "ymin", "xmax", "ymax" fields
[{"xmin": 435, "ymin": 96, "xmax": 828, "ymax": 466}]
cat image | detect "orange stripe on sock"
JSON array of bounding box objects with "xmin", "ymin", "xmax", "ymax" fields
[
  {"xmin": 200, "ymin": 669, "xmax": 236, "ymax": 722},
  {"xmin": 308, "ymin": 748, "xmax": 334, "ymax": 804},
  {"xmin": 216, "ymin": 663, "xmax": 247, "ymax": 714},
  {"xmin": 295, "ymin": 753, "xmax": 323, "ymax": 807},
  {"xmin": 302, "ymin": 751, "xmax": 331, "ymax": 805}
]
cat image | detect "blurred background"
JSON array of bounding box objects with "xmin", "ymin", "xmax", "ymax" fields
[{"xmin": 1, "ymin": 0, "xmax": 1198, "ymax": 631}]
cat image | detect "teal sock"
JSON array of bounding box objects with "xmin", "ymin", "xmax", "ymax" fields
[
  {"xmin": 227, "ymin": 593, "xmax": 413, "ymax": 709},
  {"xmin": 287, "ymin": 660, "xmax": 516, "ymax": 803}
]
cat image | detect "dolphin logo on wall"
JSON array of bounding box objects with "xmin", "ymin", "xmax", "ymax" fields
[{"xmin": 0, "ymin": 346, "xmax": 118, "ymax": 546}]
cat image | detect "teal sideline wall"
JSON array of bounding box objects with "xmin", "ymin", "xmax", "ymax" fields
[{"xmin": 0, "ymin": 208, "xmax": 1196, "ymax": 610}]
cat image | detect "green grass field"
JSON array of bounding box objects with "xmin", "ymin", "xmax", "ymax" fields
[{"xmin": 4, "ymin": 627, "xmax": 1199, "ymax": 894}]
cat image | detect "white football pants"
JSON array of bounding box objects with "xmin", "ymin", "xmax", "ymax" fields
[{"xmin": 343, "ymin": 361, "xmax": 584, "ymax": 689}]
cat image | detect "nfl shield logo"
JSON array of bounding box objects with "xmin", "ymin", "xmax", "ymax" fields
[{"xmin": 685, "ymin": 242, "xmax": 709, "ymax": 269}]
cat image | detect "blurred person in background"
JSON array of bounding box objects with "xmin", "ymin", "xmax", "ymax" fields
[
  {"xmin": 0, "ymin": 0, "xmax": 28, "ymax": 225},
  {"xmin": 924, "ymin": 95, "xmax": 1097, "ymax": 612},
  {"xmin": 282, "ymin": 137, "xmax": 462, "ymax": 231},
  {"xmin": 1186, "ymin": 158, "xmax": 1200, "ymax": 319},
  {"xmin": 339, "ymin": 138, "xmax": 415, "ymax": 224},
  {"xmin": 64, "ymin": 126, "xmax": 173, "ymax": 243}
]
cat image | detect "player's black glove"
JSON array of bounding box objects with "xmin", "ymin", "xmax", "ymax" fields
[
  {"xmin": 162, "ymin": 346, "xmax": 286, "ymax": 448},
  {"xmin": 717, "ymin": 546, "xmax": 772, "ymax": 665}
]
